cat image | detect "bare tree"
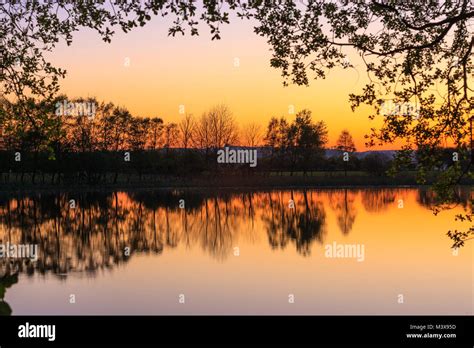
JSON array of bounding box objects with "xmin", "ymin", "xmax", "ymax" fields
[
  {"xmin": 193, "ymin": 105, "xmax": 238, "ymax": 167},
  {"xmin": 194, "ymin": 112, "xmax": 211, "ymax": 150},
  {"xmin": 178, "ymin": 114, "xmax": 195, "ymax": 149},
  {"xmin": 241, "ymin": 122, "xmax": 262, "ymax": 147},
  {"xmin": 207, "ymin": 104, "xmax": 239, "ymax": 149},
  {"xmin": 162, "ymin": 123, "xmax": 179, "ymax": 153}
]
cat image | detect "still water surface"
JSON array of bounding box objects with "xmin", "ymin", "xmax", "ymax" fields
[{"xmin": 0, "ymin": 188, "xmax": 472, "ymax": 314}]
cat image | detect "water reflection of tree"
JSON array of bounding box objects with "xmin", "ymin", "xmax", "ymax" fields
[
  {"xmin": 417, "ymin": 187, "xmax": 471, "ymax": 210},
  {"xmin": 0, "ymin": 188, "xmax": 470, "ymax": 280},
  {"xmin": 416, "ymin": 187, "xmax": 473, "ymax": 248},
  {"xmin": 0, "ymin": 190, "xmax": 246, "ymax": 274},
  {"xmin": 261, "ymin": 190, "xmax": 327, "ymax": 256},
  {"xmin": 4, "ymin": 187, "xmax": 469, "ymax": 272},
  {"xmin": 360, "ymin": 189, "xmax": 396, "ymax": 213},
  {"xmin": 328, "ymin": 189, "xmax": 357, "ymax": 235},
  {"xmin": 0, "ymin": 190, "xmax": 328, "ymax": 276},
  {"xmin": 196, "ymin": 196, "xmax": 231, "ymax": 260}
]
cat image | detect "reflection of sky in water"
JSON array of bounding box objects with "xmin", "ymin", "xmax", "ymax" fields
[{"xmin": 0, "ymin": 188, "xmax": 472, "ymax": 315}]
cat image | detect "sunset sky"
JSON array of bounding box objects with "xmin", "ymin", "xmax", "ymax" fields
[{"xmin": 49, "ymin": 14, "xmax": 394, "ymax": 150}]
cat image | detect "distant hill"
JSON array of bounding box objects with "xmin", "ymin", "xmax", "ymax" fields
[
  {"xmin": 324, "ymin": 149, "xmax": 397, "ymax": 159},
  {"xmin": 171, "ymin": 146, "xmax": 398, "ymax": 160}
]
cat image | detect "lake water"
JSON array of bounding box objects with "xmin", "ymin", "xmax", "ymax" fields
[{"xmin": 0, "ymin": 188, "xmax": 472, "ymax": 315}]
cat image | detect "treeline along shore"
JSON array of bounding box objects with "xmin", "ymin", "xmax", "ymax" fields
[
  {"xmin": 1, "ymin": 148, "xmax": 470, "ymax": 190},
  {"xmin": 1, "ymin": 97, "xmax": 471, "ymax": 189}
]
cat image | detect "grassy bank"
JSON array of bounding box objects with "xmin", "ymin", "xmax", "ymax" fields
[{"xmin": 1, "ymin": 170, "xmax": 466, "ymax": 192}]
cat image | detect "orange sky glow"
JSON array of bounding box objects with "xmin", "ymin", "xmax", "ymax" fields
[{"xmin": 48, "ymin": 15, "xmax": 408, "ymax": 151}]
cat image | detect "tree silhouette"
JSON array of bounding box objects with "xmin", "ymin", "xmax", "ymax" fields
[
  {"xmin": 362, "ymin": 153, "xmax": 391, "ymax": 177},
  {"xmin": 1, "ymin": 1, "xmax": 472, "ymax": 245},
  {"xmin": 291, "ymin": 110, "xmax": 328, "ymax": 175},
  {"xmin": 264, "ymin": 117, "xmax": 289, "ymax": 173},
  {"xmin": 207, "ymin": 104, "xmax": 239, "ymax": 149},
  {"xmin": 263, "ymin": 111, "xmax": 327, "ymax": 175},
  {"xmin": 336, "ymin": 129, "xmax": 356, "ymax": 176},
  {"xmin": 336, "ymin": 130, "xmax": 356, "ymax": 153},
  {"xmin": 178, "ymin": 114, "xmax": 196, "ymax": 150},
  {"xmin": 241, "ymin": 122, "xmax": 263, "ymax": 147}
]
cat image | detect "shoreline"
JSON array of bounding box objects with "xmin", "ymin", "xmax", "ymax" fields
[
  {"xmin": 1, "ymin": 172, "xmax": 471, "ymax": 193},
  {"xmin": 0, "ymin": 183, "xmax": 470, "ymax": 194}
]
